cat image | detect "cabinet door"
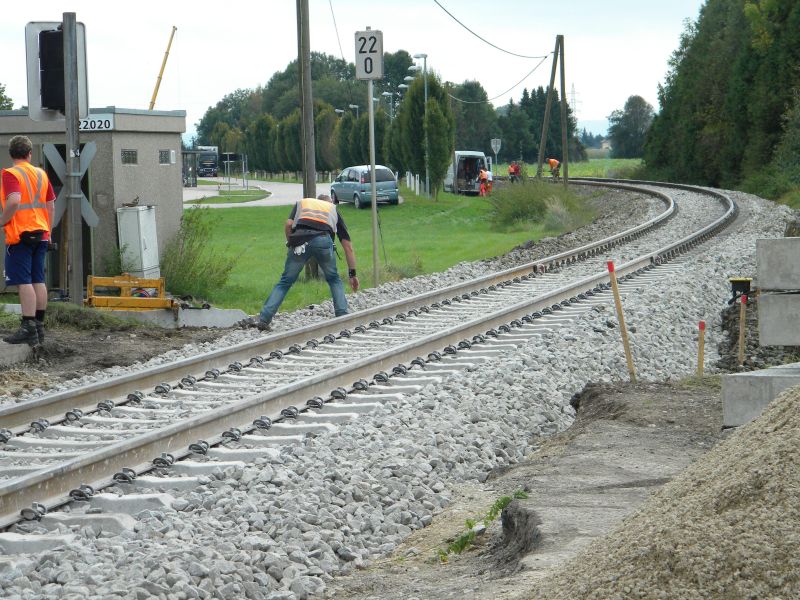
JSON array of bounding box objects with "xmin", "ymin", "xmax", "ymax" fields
[{"xmin": 139, "ymin": 207, "xmax": 159, "ymax": 270}]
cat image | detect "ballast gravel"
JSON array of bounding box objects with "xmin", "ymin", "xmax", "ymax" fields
[{"xmin": 0, "ymin": 188, "xmax": 795, "ymax": 600}]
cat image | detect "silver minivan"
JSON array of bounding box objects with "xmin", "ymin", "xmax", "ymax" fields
[{"xmin": 330, "ymin": 165, "xmax": 399, "ymax": 209}]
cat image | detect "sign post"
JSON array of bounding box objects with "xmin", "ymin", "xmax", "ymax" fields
[
  {"xmin": 491, "ymin": 138, "xmax": 501, "ymax": 176},
  {"xmin": 354, "ymin": 28, "xmax": 383, "ymax": 288}
]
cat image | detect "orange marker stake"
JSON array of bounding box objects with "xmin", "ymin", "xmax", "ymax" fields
[
  {"xmin": 607, "ymin": 261, "xmax": 636, "ymax": 383},
  {"xmin": 697, "ymin": 320, "xmax": 706, "ymax": 377},
  {"xmin": 738, "ymin": 295, "xmax": 748, "ymax": 367}
]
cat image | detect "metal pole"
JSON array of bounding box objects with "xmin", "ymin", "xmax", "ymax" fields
[
  {"xmin": 536, "ymin": 36, "xmax": 560, "ymax": 179},
  {"xmin": 558, "ymin": 35, "xmax": 569, "ymax": 186},
  {"xmin": 64, "ymin": 13, "xmax": 83, "ymax": 305},
  {"xmin": 297, "ymin": 0, "xmax": 316, "ymax": 199},
  {"xmin": 423, "ymin": 57, "xmax": 429, "ymax": 197},
  {"xmin": 368, "ymin": 76, "xmax": 379, "ymax": 287}
]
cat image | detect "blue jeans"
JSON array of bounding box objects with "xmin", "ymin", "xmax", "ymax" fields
[{"xmin": 259, "ymin": 234, "xmax": 348, "ymax": 323}]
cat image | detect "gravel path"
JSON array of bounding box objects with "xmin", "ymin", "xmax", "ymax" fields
[{"xmin": 0, "ymin": 186, "xmax": 795, "ymax": 600}]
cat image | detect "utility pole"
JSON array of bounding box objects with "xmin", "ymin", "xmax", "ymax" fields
[
  {"xmin": 536, "ymin": 35, "xmax": 569, "ymax": 187},
  {"xmin": 537, "ymin": 36, "xmax": 560, "ymax": 180},
  {"xmin": 297, "ymin": 0, "xmax": 315, "ymax": 199},
  {"xmin": 64, "ymin": 13, "xmax": 83, "ymax": 305},
  {"xmin": 558, "ymin": 36, "xmax": 569, "ymax": 184}
]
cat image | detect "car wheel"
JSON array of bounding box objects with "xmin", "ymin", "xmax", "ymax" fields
[
  {"xmin": 354, "ymin": 194, "xmax": 364, "ymax": 209},
  {"xmin": 331, "ymin": 191, "xmax": 339, "ymax": 205}
]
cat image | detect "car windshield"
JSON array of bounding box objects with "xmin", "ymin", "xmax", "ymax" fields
[{"xmin": 372, "ymin": 168, "xmax": 395, "ymax": 182}]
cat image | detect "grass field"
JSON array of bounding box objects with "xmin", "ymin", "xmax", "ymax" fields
[
  {"xmin": 186, "ymin": 190, "xmax": 269, "ymax": 205},
  {"xmin": 198, "ymin": 183, "xmax": 592, "ymax": 315},
  {"xmin": 495, "ymin": 158, "xmax": 643, "ymax": 180}
]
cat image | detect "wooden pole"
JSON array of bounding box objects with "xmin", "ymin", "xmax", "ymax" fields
[
  {"xmin": 737, "ymin": 295, "xmax": 748, "ymax": 366},
  {"xmin": 608, "ymin": 261, "xmax": 636, "ymax": 383},
  {"xmin": 558, "ymin": 35, "xmax": 568, "ymax": 186},
  {"xmin": 536, "ymin": 36, "xmax": 561, "ymax": 179},
  {"xmin": 697, "ymin": 320, "xmax": 706, "ymax": 377}
]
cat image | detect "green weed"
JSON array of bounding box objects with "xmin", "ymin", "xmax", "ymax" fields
[
  {"xmin": 435, "ymin": 490, "xmax": 528, "ymax": 562},
  {"xmin": 161, "ymin": 207, "xmax": 238, "ymax": 301}
]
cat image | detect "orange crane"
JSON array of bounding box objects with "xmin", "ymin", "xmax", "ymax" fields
[{"xmin": 149, "ymin": 26, "xmax": 177, "ymax": 110}]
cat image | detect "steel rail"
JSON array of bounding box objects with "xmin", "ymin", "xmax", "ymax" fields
[
  {"xmin": 0, "ymin": 181, "xmax": 675, "ymax": 432},
  {"xmin": 0, "ymin": 183, "xmax": 735, "ymax": 528}
]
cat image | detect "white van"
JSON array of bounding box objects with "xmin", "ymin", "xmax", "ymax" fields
[{"xmin": 443, "ymin": 151, "xmax": 489, "ymax": 195}]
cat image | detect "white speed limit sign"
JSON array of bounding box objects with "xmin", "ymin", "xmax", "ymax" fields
[{"xmin": 355, "ymin": 29, "xmax": 383, "ymax": 80}]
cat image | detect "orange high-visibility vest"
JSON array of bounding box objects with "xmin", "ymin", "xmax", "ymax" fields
[
  {"xmin": 293, "ymin": 198, "xmax": 338, "ymax": 233},
  {"xmin": 548, "ymin": 159, "xmax": 560, "ymax": 170},
  {"xmin": 1, "ymin": 162, "xmax": 51, "ymax": 245}
]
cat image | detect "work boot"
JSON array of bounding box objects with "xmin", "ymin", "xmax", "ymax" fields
[
  {"xmin": 35, "ymin": 320, "xmax": 45, "ymax": 344},
  {"xmin": 239, "ymin": 316, "xmax": 272, "ymax": 331},
  {"xmin": 3, "ymin": 320, "xmax": 39, "ymax": 346}
]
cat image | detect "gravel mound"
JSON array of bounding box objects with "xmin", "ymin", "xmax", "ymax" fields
[{"xmin": 530, "ymin": 385, "xmax": 800, "ymax": 600}]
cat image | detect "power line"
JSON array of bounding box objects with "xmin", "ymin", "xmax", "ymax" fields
[
  {"xmin": 433, "ymin": 0, "xmax": 548, "ymax": 60},
  {"xmin": 328, "ymin": 0, "xmax": 346, "ymax": 64},
  {"xmin": 447, "ymin": 55, "xmax": 550, "ymax": 104}
]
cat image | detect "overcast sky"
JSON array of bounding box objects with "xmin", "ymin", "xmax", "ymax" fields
[{"xmin": 1, "ymin": 0, "xmax": 705, "ymax": 137}]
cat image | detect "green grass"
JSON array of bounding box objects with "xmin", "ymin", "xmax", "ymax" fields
[
  {"xmin": 186, "ymin": 190, "xmax": 269, "ymax": 205},
  {"xmin": 197, "ymin": 183, "xmax": 592, "ymax": 315},
  {"xmin": 495, "ymin": 158, "xmax": 643, "ymax": 180}
]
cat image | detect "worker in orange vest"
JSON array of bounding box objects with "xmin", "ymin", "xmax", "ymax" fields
[
  {"xmin": 1, "ymin": 136, "xmax": 56, "ymax": 346},
  {"xmin": 478, "ymin": 168, "xmax": 488, "ymax": 196},
  {"xmin": 546, "ymin": 158, "xmax": 561, "ymax": 179}
]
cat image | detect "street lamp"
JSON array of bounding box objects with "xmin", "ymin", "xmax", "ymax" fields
[
  {"xmin": 334, "ymin": 108, "xmax": 344, "ymax": 116},
  {"xmin": 397, "ymin": 84, "xmax": 408, "ymax": 91},
  {"xmin": 403, "ymin": 75, "xmax": 415, "ymax": 83},
  {"xmin": 348, "ymin": 103, "xmax": 360, "ymax": 119},
  {"xmin": 411, "ymin": 53, "xmax": 429, "ymax": 197},
  {"xmin": 381, "ymin": 91, "xmax": 394, "ymax": 119}
]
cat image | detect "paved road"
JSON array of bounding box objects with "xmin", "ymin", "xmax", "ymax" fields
[{"xmin": 182, "ymin": 178, "xmax": 306, "ymax": 208}]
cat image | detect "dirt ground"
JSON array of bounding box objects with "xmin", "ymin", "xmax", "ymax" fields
[
  {"xmin": 327, "ymin": 378, "xmax": 727, "ymax": 600},
  {"xmin": 0, "ymin": 322, "xmax": 223, "ymax": 398}
]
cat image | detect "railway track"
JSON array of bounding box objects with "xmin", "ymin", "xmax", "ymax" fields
[{"xmin": 0, "ymin": 180, "xmax": 735, "ymax": 531}]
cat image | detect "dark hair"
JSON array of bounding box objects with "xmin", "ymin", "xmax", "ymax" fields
[{"xmin": 9, "ymin": 136, "xmax": 32, "ymax": 160}]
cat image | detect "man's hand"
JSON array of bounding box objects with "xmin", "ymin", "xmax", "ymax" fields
[{"xmin": 349, "ymin": 276, "xmax": 360, "ymax": 292}]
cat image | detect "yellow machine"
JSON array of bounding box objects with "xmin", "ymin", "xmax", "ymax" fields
[
  {"xmin": 149, "ymin": 26, "xmax": 177, "ymax": 110},
  {"xmin": 85, "ymin": 274, "xmax": 175, "ymax": 311}
]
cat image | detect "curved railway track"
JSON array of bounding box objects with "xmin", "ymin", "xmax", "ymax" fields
[{"xmin": 0, "ymin": 180, "xmax": 736, "ymax": 530}]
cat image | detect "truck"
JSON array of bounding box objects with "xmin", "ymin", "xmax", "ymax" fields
[
  {"xmin": 443, "ymin": 151, "xmax": 489, "ymax": 195},
  {"xmin": 196, "ymin": 145, "xmax": 219, "ymax": 177}
]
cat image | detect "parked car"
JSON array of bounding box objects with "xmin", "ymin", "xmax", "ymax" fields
[{"xmin": 331, "ymin": 165, "xmax": 399, "ymax": 209}]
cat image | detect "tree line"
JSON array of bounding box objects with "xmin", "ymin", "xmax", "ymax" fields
[
  {"xmin": 644, "ymin": 0, "xmax": 800, "ymax": 196},
  {"xmin": 193, "ymin": 50, "xmax": 584, "ymax": 189}
]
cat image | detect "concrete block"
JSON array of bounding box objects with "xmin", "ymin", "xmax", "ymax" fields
[
  {"xmin": 40, "ymin": 511, "xmax": 136, "ymax": 534},
  {"xmin": 0, "ymin": 532, "xmax": 76, "ymax": 554},
  {"xmin": 168, "ymin": 460, "xmax": 245, "ymax": 476},
  {"xmin": 104, "ymin": 306, "xmax": 247, "ymax": 329},
  {"xmin": 89, "ymin": 492, "xmax": 175, "ymax": 514},
  {"xmin": 206, "ymin": 446, "xmax": 281, "ymax": 462},
  {"xmin": 722, "ymin": 363, "xmax": 800, "ymax": 426},
  {"xmin": 0, "ymin": 342, "xmax": 31, "ymax": 368},
  {"xmin": 757, "ymin": 238, "xmax": 800, "ymax": 290},
  {"xmin": 129, "ymin": 475, "xmax": 202, "ymax": 492},
  {"xmin": 758, "ymin": 293, "xmax": 800, "ymax": 346}
]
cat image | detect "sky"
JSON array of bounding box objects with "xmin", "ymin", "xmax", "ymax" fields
[{"xmin": 0, "ymin": 0, "xmax": 706, "ymax": 138}]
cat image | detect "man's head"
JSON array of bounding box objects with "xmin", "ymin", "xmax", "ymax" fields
[
  {"xmin": 9, "ymin": 136, "xmax": 33, "ymax": 160},
  {"xmin": 317, "ymin": 194, "xmax": 333, "ymax": 203}
]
